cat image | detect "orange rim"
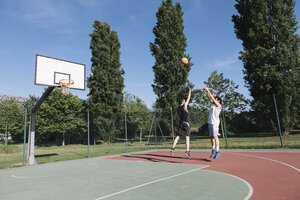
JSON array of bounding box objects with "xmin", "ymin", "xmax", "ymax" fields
[{"xmin": 59, "ymin": 79, "xmax": 74, "ymax": 87}]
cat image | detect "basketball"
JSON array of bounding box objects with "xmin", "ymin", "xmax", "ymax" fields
[{"xmin": 181, "ymin": 57, "xmax": 188, "ymax": 65}]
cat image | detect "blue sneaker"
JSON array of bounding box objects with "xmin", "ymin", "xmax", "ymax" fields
[
  {"xmin": 210, "ymin": 149, "xmax": 216, "ymax": 158},
  {"xmin": 214, "ymin": 151, "xmax": 221, "ymax": 159}
]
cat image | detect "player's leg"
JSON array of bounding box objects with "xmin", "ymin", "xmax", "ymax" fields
[
  {"xmin": 172, "ymin": 135, "xmax": 180, "ymax": 149},
  {"xmin": 210, "ymin": 136, "xmax": 216, "ymax": 147},
  {"xmin": 215, "ymin": 136, "xmax": 219, "ymax": 151},
  {"xmin": 184, "ymin": 123, "xmax": 191, "ymax": 159},
  {"xmin": 170, "ymin": 135, "xmax": 180, "ymax": 156},
  {"xmin": 209, "ymin": 124, "xmax": 217, "ymax": 158},
  {"xmin": 210, "ymin": 137, "xmax": 216, "ymax": 158},
  {"xmin": 185, "ymin": 136, "xmax": 191, "ymax": 159},
  {"xmin": 186, "ymin": 136, "xmax": 190, "ymax": 151},
  {"xmin": 213, "ymin": 125, "xmax": 221, "ymax": 159}
]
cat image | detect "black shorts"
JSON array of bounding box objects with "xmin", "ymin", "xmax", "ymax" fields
[{"xmin": 177, "ymin": 122, "xmax": 190, "ymax": 137}]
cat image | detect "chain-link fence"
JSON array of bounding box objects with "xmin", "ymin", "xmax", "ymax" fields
[
  {"xmin": 192, "ymin": 94, "xmax": 300, "ymax": 149},
  {"xmin": 1, "ymin": 93, "xmax": 299, "ymax": 169},
  {"xmin": 0, "ymin": 108, "xmax": 27, "ymax": 169}
]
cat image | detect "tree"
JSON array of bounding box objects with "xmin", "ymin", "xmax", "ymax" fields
[
  {"xmin": 0, "ymin": 99, "xmax": 25, "ymax": 143},
  {"xmin": 123, "ymin": 92, "xmax": 152, "ymax": 142},
  {"xmin": 194, "ymin": 70, "xmax": 248, "ymax": 113},
  {"xmin": 88, "ymin": 21, "xmax": 125, "ymax": 143},
  {"xmin": 232, "ymin": 0, "xmax": 300, "ymax": 135},
  {"xmin": 193, "ymin": 70, "xmax": 248, "ymax": 136},
  {"xmin": 23, "ymin": 95, "xmax": 39, "ymax": 112},
  {"xmin": 149, "ymin": 0, "xmax": 193, "ymax": 114},
  {"xmin": 36, "ymin": 88, "xmax": 86, "ymax": 145}
]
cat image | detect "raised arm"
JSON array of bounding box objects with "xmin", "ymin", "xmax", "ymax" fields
[
  {"xmin": 184, "ymin": 86, "xmax": 191, "ymax": 107},
  {"xmin": 203, "ymin": 86, "xmax": 221, "ymax": 109},
  {"xmin": 203, "ymin": 86, "xmax": 214, "ymax": 103}
]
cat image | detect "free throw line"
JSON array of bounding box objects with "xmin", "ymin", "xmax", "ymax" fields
[{"xmin": 94, "ymin": 167, "xmax": 201, "ymax": 200}]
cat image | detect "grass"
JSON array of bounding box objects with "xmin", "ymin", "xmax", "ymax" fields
[{"xmin": 1, "ymin": 134, "xmax": 300, "ymax": 169}]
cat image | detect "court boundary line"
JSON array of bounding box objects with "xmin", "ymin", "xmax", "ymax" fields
[
  {"xmin": 11, "ymin": 174, "xmax": 45, "ymax": 179},
  {"xmin": 93, "ymin": 167, "xmax": 202, "ymax": 200},
  {"xmin": 202, "ymin": 169, "xmax": 253, "ymax": 200},
  {"xmin": 228, "ymin": 152, "xmax": 300, "ymax": 172}
]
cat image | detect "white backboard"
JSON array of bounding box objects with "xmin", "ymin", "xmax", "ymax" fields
[{"xmin": 35, "ymin": 54, "xmax": 85, "ymax": 90}]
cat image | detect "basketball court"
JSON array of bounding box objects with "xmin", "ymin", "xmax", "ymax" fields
[
  {"xmin": 0, "ymin": 149, "xmax": 299, "ymax": 200},
  {"xmin": 2, "ymin": 55, "xmax": 298, "ymax": 200}
]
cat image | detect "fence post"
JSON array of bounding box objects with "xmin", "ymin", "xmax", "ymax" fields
[
  {"xmin": 273, "ymin": 94, "xmax": 284, "ymax": 147},
  {"xmin": 146, "ymin": 114, "xmax": 155, "ymax": 146},
  {"xmin": 94, "ymin": 126, "xmax": 96, "ymax": 146},
  {"xmin": 171, "ymin": 107, "xmax": 174, "ymax": 142},
  {"xmin": 22, "ymin": 108, "xmax": 27, "ymax": 165},
  {"xmin": 88, "ymin": 110, "xmax": 90, "ymax": 158},
  {"xmin": 124, "ymin": 112, "xmax": 128, "ymax": 153},
  {"xmin": 5, "ymin": 120, "xmax": 8, "ymax": 146},
  {"xmin": 221, "ymin": 109, "xmax": 228, "ymax": 149},
  {"xmin": 155, "ymin": 121, "xmax": 157, "ymax": 148}
]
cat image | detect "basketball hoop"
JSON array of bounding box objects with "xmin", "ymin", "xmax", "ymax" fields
[{"xmin": 59, "ymin": 79, "xmax": 74, "ymax": 95}]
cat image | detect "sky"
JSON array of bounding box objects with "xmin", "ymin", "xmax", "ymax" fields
[{"xmin": 0, "ymin": 0, "xmax": 299, "ymax": 108}]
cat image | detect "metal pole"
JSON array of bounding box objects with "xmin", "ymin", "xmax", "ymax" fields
[
  {"xmin": 171, "ymin": 107, "xmax": 174, "ymax": 142},
  {"xmin": 147, "ymin": 114, "xmax": 155, "ymax": 145},
  {"xmin": 91, "ymin": 112, "xmax": 96, "ymax": 146},
  {"xmin": 5, "ymin": 120, "xmax": 8, "ymax": 146},
  {"xmin": 94, "ymin": 126, "xmax": 96, "ymax": 146},
  {"xmin": 27, "ymin": 86, "xmax": 55, "ymax": 165},
  {"xmin": 87, "ymin": 110, "xmax": 90, "ymax": 158},
  {"xmin": 222, "ymin": 109, "xmax": 228, "ymax": 149},
  {"xmin": 273, "ymin": 94, "xmax": 284, "ymax": 147},
  {"xmin": 157, "ymin": 122, "xmax": 167, "ymax": 146},
  {"xmin": 155, "ymin": 120, "xmax": 157, "ymax": 148},
  {"xmin": 125, "ymin": 112, "xmax": 128, "ymax": 153},
  {"xmin": 22, "ymin": 109, "xmax": 27, "ymax": 165},
  {"xmin": 27, "ymin": 112, "xmax": 37, "ymax": 165}
]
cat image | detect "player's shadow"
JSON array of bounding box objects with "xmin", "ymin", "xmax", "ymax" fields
[
  {"xmin": 122, "ymin": 155, "xmax": 181, "ymax": 163},
  {"xmin": 122, "ymin": 153, "xmax": 211, "ymax": 163},
  {"xmin": 145, "ymin": 153, "xmax": 211, "ymax": 162},
  {"xmin": 35, "ymin": 153, "xmax": 58, "ymax": 158}
]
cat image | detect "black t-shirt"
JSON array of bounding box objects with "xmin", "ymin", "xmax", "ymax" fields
[{"xmin": 177, "ymin": 105, "xmax": 189, "ymax": 123}]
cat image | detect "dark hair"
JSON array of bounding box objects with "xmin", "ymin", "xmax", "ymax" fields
[
  {"xmin": 215, "ymin": 96, "xmax": 222, "ymax": 105},
  {"xmin": 178, "ymin": 98, "xmax": 185, "ymax": 105}
]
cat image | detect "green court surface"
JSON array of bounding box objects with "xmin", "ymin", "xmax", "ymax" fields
[{"xmin": 0, "ymin": 155, "xmax": 251, "ymax": 200}]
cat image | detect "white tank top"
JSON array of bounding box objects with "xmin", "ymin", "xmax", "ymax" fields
[{"xmin": 208, "ymin": 104, "xmax": 221, "ymax": 125}]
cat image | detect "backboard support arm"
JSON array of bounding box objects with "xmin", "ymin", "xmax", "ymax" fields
[{"xmin": 26, "ymin": 86, "xmax": 55, "ymax": 165}]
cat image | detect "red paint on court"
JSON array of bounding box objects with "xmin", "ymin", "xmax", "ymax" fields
[{"xmin": 107, "ymin": 151, "xmax": 300, "ymax": 200}]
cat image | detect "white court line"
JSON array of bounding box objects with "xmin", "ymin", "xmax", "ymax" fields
[
  {"xmin": 229, "ymin": 152, "xmax": 300, "ymax": 172},
  {"xmin": 203, "ymin": 169, "xmax": 253, "ymax": 200},
  {"xmin": 93, "ymin": 167, "xmax": 201, "ymax": 200},
  {"xmin": 11, "ymin": 175, "xmax": 44, "ymax": 179}
]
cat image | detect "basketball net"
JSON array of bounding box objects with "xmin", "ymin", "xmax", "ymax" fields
[{"xmin": 59, "ymin": 79, "xmax": 74, "ymax": 95}]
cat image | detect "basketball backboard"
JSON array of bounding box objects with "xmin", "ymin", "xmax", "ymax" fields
[{"xmin": 35, "ymin": 54, "xmax": 85, "ymax": 90}]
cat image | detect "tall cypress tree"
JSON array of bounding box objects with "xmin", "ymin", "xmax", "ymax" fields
[
  {"xmin": 150, "ymin": 0, "xmax": 192, "ymax": 114},
  {"xmin": 88, "ymin": 21, "xmax": 125, "ymax": 142},
  {"xmin": 232, "ymin": 0, "xmax": 300, "ymax": 135}
]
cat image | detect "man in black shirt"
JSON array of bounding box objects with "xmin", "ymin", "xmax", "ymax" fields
[{"xmin": 170, "ymin": 86, "xmax": 192, "ymax": 159}]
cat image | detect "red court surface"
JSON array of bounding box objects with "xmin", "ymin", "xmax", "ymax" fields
[{"xmin": 107, "ymin": 151, "xmax": 300, "ymax": 200}]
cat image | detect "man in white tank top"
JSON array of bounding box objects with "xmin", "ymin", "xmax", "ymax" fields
[{"xmin": 203, "ymin": 86, "xmax": 222, "ymax": 159}]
